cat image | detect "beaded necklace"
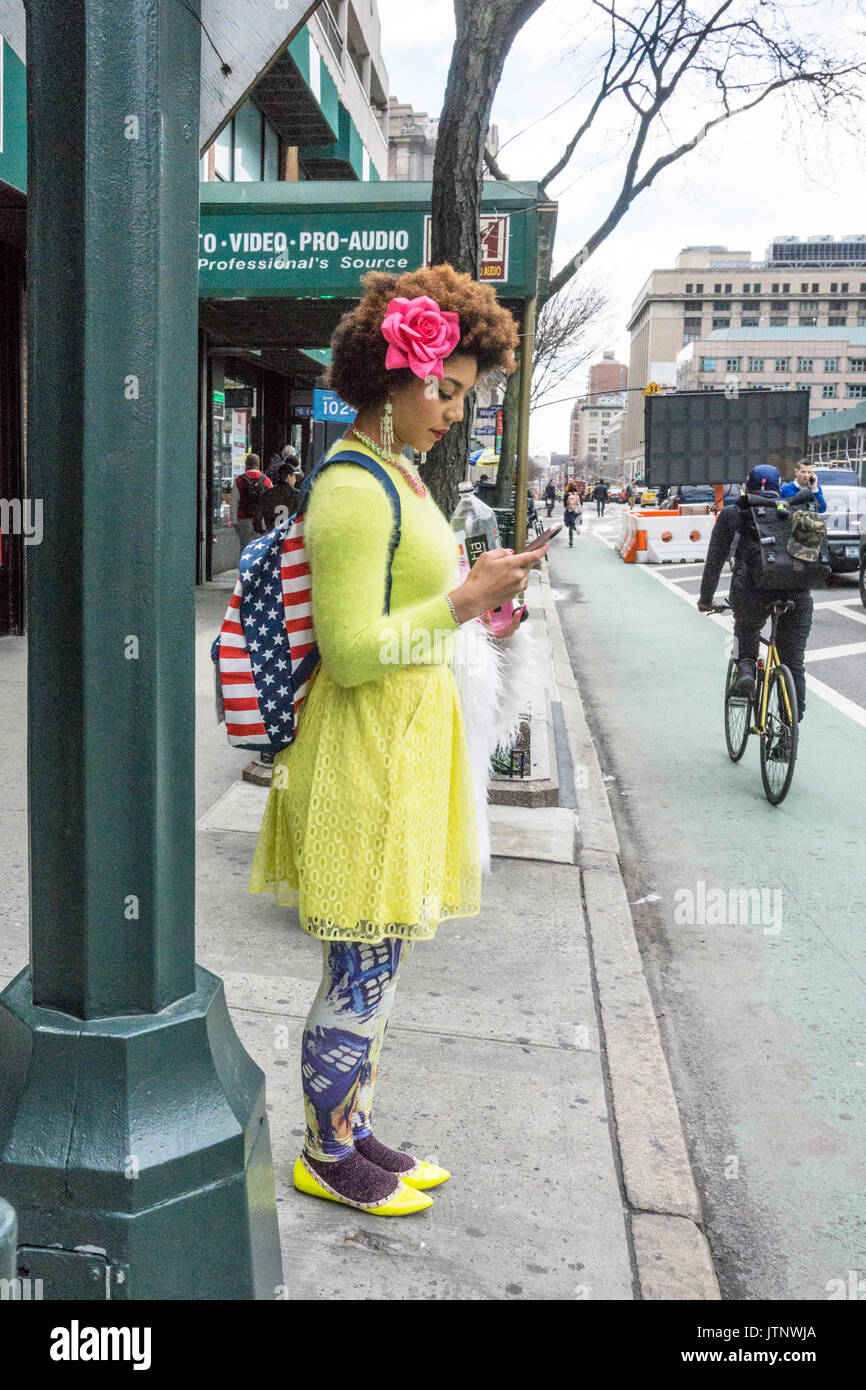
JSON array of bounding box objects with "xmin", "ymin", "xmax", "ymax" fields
[{"xmin": 351, "ymin": 427, "xmax": 427, "ymax": 498}]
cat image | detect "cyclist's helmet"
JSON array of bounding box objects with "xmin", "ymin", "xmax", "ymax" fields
[{"xmin": 746, "ymin": 464, "xmax": 781, "ymax": 493}]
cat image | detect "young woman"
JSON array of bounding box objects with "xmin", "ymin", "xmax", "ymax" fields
[
  {"xmin": 249, "ymin": 265, "xmax": 541, "ymax": 1216},
  {"xmin": 564, "ymin": 487, "xmax": 583, "ymax": 546}
]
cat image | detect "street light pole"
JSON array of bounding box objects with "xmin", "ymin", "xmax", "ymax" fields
[
  {"xmin": 513, "ymin": 295, "xmax": 537, "ymax": 554},
  {"xmin": 0, "ymin": 1, "xmax": 283, "ymax": 1298}
]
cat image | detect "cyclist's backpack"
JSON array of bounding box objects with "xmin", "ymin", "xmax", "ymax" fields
[
  {"xmin": 211, "ymin": 450, "xmax": 402, "ymax": 754},
  {"xmin": 742, "ymin": 494, "xmax": 831, "ymax": 592}
]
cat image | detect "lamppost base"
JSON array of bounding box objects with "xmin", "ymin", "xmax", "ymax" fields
[{"xmin": 0, "ymin": 964, "xmax": 284, "ymax": 1300}]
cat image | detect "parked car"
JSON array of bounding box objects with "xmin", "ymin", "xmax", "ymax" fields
[
  {"xmin": 814, "ymin": 467, "xmax": 866, "ymax": 575},
  {"xmin": 666, "ymin": 483, "xmax": 740, "ymax": 510}
]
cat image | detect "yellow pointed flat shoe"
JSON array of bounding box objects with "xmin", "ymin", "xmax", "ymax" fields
[
  {"xmin": 399, "ymin": 1160, "xmax": 451, "ymax": 1190},
  {"xmin": 293, "ymin": 1154, "xmax": 433, "ymax": 1216}
]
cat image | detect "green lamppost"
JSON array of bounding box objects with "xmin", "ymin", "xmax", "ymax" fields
[{"xmin": 0, "ymin": 1, "xmax": 283, "ymax": 1298}]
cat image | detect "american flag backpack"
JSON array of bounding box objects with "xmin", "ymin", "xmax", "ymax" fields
[{"xmin": 211, "ymin": 449, "xmax": 402, "ymax": 754}]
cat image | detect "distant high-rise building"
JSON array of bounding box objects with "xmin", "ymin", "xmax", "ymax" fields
[
  {"xmin": 589, "ymin": 350, "xmax": 628, "ymax": 397},
  {"xmin": 569, "ymin": 393, "xmax": 627, "ymax": 479},
  {"xmin": 623, "ymin": 239, "xmax": 866, "ymax": 477}
]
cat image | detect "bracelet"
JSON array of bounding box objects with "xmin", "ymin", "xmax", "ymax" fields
[{"xmin": 444, "ymin": 593, "xmax": 461, "ymax": 626}]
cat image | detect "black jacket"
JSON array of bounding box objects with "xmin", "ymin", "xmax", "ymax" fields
[{"xmin": 699, "ymin": 488, "xmax": 814, "ymax": 604}]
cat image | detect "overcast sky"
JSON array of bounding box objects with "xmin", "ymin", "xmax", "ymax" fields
[{"xmin": 376, "ymin": 0, "xmax": 866, "ymax": 459}]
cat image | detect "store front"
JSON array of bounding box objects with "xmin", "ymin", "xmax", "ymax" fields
[{"xmin": 198, "ymin": 178, "xmax": 555, "ymax": 577}]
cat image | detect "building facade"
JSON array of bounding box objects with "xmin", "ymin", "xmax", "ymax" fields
[
  {"xmin": 589, "ymin": 349, "xmax": 628, "ymax": 397},
  {"xmin": 806, "ymin": 400, "xmax": 866, "ymax": 475},
  {"xmin": 624, "ymin": 237, "xmax": 866, "ymax": 477},
  {"xmin": 0, "ymin": 1, "xmax": 393, "ymax": 628},
  {"xmin": 570, "ymin": 394, "xmax": 627, "ymax": 479},
  {"xmin": 676, "ymin": 327, "xmax": 866, "ymax": 423},
  {"xmin": 388, "ymin": 98, "xmax": 439, "ymax": 180}
]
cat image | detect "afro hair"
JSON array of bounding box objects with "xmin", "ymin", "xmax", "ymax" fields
[{"xmin": 325, "ymin": 264, "xmax": 519, "ymax": 411}]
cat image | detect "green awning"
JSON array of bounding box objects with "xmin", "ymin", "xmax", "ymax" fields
[{"xmin": 198, "ymin": 180, "xmax": 554, "ymax": 301}]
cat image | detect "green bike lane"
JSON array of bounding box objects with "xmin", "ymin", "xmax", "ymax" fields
[{"xmin": 550, "ymin": 521, "xmax": 866, "ymax": 1301}]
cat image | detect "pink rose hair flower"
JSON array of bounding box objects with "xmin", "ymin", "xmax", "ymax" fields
[{"xmin": 380, "ymin": 295, "xmax": 461, "ymax": 380}]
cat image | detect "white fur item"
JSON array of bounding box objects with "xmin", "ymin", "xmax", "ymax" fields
[{"xmin": 448, "ymin": 615, "xmax": 536, "ymax": 875}]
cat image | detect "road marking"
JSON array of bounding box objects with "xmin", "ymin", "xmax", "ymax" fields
[
  {"xmin": 800, "ymin": 673, "xmax": 866, "ymax": 729},
  {"xmin": 816, "ymin": 601, "xmax": 866, "ymax": 627},
  {"xmin": 804, "ymin": 641, "xmax": 866, "ymax": 663}
]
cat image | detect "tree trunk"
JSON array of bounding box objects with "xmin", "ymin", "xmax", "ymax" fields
[{"xmin": 424, "ymin": 0, "xmax": 546, "ymax": 516}]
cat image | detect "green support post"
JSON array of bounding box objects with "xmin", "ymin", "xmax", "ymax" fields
[{"xmin": 0, "ymin": 1, "xmax": 283, "ymax": 1299}]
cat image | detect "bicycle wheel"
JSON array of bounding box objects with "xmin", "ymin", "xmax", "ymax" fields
[
  {"xmin": 759, "ymin": 664, "xmax": 799, "ymax": 805},
  {"xmin": 724, "ymin": 658, "xmax": 751, "ymax": 762}
]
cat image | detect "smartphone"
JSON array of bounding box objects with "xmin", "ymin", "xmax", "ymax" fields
[{"xmin": 521, "ymin": 523, "xmax": 562, "ymax": 552}]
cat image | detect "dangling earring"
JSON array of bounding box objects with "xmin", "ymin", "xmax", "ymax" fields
[
  {"xmin": 380, "ymin": 399, "xmax": 395, "ymax": 453},
  {"xmin": 418, "ymin": 452, "xmax": 427, "ymax": 465}
]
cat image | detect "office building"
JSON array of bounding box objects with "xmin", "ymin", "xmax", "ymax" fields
[{"xmin": 624, "ymin": 237, "xmax": 866, "ymax": 476}]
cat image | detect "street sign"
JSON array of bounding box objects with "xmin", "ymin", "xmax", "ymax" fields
[
  {"xmin": 313, "ymin": 388, "xmax": 356, "ymax": 422},
  {"xmin": 643, "ymin": 382, "xmax": 662, "ymax": 395}
]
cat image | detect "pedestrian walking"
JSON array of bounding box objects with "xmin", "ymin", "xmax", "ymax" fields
[
  {"xmin": 262, "ymin": 462, "xmax": 301, "ymax": 531},
  {"xmin": 230, "ymin": 452, "xmax": 272, "ymax": 552},
  {"xmin": 265, "ymin": 450, "xmax": 284, "ymax": 481},
  {"xmin": 543, "ymin": 479, "xmax": 556, "ymax": 516},
  {"xmin": 564, "ymin": 488, "xmax": 582, "ymax": 546},
  {"xmin": 592, "ymin": 479, "xmax": 609, "ymax": 516},
  {"xmin": 249, "ymin": 264, "xmax": 538, "ymax": 1216}
]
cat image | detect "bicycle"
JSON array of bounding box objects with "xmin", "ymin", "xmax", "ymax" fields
[{"xmin": 707, "ymin": 600, "xmax": 799, "ymax": 805}]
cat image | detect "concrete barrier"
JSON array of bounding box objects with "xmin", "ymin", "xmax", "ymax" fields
[{"xmin": 618, "ymin": 509, "xmax": 715, "ymax": 565}]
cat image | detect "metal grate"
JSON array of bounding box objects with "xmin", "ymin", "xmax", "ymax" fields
[{"xmin": 491, "ymin": 714, "xmax": 531, "ymax": 778}]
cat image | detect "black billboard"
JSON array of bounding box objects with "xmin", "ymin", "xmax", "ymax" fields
[{"xmin": 644, "ymin": 389, "xmax": 810, "ymax": 486}]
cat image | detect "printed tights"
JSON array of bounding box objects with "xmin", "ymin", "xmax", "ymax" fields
[{"xmin": 301, "ymin": 939, "xmax": 412, "ymax": 1161}]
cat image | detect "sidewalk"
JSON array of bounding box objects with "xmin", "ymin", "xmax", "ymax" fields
[{"xmin": 0, "ymin": 565, "xmax": 719, "ymax": 1301}]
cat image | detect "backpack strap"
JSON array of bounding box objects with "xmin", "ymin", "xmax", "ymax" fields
[{"xmin": 298, "ymin": 448, "xmax": 403, "ymax": 614}]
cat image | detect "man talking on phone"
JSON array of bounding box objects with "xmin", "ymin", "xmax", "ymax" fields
[{"xmin": 780, "ymin": 459, "xmax": 827, "ymax": 513}]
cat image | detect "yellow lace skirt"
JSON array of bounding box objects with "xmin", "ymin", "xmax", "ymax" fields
[{"xmin": 248, "ymin": 661, "xmax": 481, "ymax": 942}]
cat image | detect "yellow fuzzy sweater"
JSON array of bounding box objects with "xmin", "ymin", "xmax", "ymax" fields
[{"xmin": 248, "ymin": 438, "xmax": 481, "ymax": 942}]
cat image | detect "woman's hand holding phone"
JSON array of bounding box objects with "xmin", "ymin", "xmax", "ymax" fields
[{"xmin": 448, "ymin": 546, "xmax": 543, "ymax": 624}]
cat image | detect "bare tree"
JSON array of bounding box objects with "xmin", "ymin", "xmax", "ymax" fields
[
  {"xmin": 429, "ymin": 0, "xmax": 866, "ymax": 510},
  {"xmin": 539, "ymin": 0, "xmax": 866, "ymax": 301},
  {"xmin": 425, "ymin": 0, "xmax": 547, "ymax": 514},
  {"xmin": 490, "ymin": 279, "xmax": 609, "ymax": 503},
  {"xmin": 530, "ymin": 280, "xmax": 610, "ymax": 407}
]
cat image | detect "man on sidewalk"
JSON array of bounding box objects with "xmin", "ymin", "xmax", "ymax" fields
[{"xmin": 230, "ymin": 453, "xmax": 272, "ymax": 554}]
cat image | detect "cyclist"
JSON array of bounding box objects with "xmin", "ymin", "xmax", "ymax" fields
[{"xmin": 697, "ymin": 464, "xmax": 817, "ymax": 726}]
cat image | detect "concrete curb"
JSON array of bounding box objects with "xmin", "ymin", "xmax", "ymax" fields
[{"xmin": 536, "ymin": 565, "xmax": 721, "ymax": 1301}]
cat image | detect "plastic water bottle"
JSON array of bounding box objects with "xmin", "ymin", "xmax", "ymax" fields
[{"xmin": 450, "ymin": 481, "xmax": 515, "ymax": 633}]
